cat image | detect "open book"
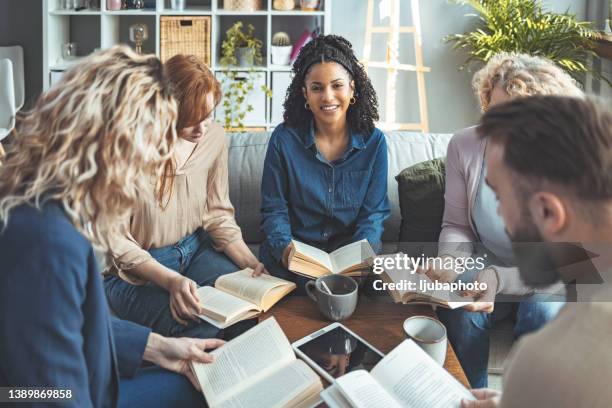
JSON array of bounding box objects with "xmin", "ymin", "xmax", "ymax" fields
[
  {"xmin": 320, "ymin": 339, "xmax": 475, "ymax": 408},
  {"xmin": 196, "ymin": 268, "xmax": 296, "ymax": 328},
  {"xmin": 380, "ymin": 255, "xmax": 473, "ymax": 309},
  {"xmin": 288, "ymin": 239, "xmax": 375, "ymax": 279},
  {"xmin": 191, "ymin": 317, "xmax": 323, "ymax": 408}
]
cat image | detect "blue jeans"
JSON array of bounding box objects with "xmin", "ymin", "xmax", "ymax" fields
[
  {"xmin": 105, "ymin": 228, "xmax": 240, "ymax": 339},
  {"xmin": 119, "ymin": 366, "xmax": 204, "ymax": 408},
  {"xmin": 437, "ymin": 295, "xmax": 564, "ymax": 388}
]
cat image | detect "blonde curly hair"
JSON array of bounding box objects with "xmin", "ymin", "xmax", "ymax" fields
[
  {"xmin": 0, "ymin": 45, "xmax": 178, "ymax": 250},
  {"xmin": 473, "ymin": 53, "xmax": 583, "ymax": 112}
]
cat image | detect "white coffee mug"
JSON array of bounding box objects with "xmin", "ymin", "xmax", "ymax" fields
[{"xmin": 403, "ymin": 316, "xmax": 447, "ymax": 365}]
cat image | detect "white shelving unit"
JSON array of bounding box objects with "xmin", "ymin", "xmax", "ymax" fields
[{"xmin": 42, "ymin": 0, "xmax": 331, "ymax": 129}]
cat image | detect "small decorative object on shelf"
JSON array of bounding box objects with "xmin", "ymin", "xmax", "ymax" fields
[
  {"xmin": 107, "ymin": 0, "xmax": 122, "ymax": 9},
  {"xmin": 127, "ymin": 0, "xmax": 144, "ymax": 9},
  {"xmin": 223, "ymin": 0, "xmax": 263, "ymax": 12},
  {"xmin": 290, "ymin": 28, "xmax": 314, "ymax": 62},
  {"xmin": 62, "ymin": 42, "xmax": 78, "ymax": 59},
  {"xmin": 273, "ymin": 0, "xmax": 295, "ymax": 11},
  {"xmin": 300, "ymin": 0, "xmax": 319, "ymax": 11},
  {"xmin": 271, "ymin": 32, "xmax": 292, "ymax": 65},
  {"xmin": 605, "ymin": 19, "xmax": 612, "ymax": 36},
  {"xmin": 129, "ymin": 23, "xmax": 149, "ymax": 54},
  {"xmin": 171, "ymin": 0, "xmax": 185, "ymax": 11}
]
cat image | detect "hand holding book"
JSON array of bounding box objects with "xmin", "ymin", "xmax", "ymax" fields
[
  {"xmin": 196, "ymin": 268, "xmax": 296, "ymax": 328},
  {"xmin": 288, "ymin": 239, "xmax": 375, "ymax": 279}
]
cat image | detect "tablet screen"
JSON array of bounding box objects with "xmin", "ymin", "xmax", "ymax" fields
[{"xmin": 296, "ymin": 325, "xmax": 384, "ymax": 379}]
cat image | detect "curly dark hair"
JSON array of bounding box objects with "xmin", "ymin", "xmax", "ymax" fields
[{"xmin": 283, "ymin": 35, "xmax": 379, "ymax": 136}]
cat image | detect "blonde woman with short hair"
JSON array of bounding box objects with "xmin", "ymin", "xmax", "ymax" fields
[
  {"xmin": 424, "ymin": 53, "xmax": 582, "ymax": 389},
  {"xmin": 0, "ymin": 46, "xmax": 222, "ymax": 407}
]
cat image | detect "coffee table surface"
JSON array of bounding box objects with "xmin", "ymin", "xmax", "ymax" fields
[{"xmin": 260, "ymin": 295, "xmax": 470, "ymax": 388}]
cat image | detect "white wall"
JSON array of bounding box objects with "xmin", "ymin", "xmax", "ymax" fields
[
  {"xmin": 331, "ymin": 0, "xmax": 610, "ymax": 133},
  {"xmin": 0, "ymin": 0, "xmax": 609, "ymax": 119}
]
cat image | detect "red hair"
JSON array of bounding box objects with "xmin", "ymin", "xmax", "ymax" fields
[
  {"xmin": 165, "ymin": 54, "xmax": 221, "ymax": 129},
  {"xmin": 157, "ymin": 55, "xmax": 221, "ymax": 208}
]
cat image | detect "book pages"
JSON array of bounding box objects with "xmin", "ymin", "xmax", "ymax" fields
[
  {"xmin": 196, "ymin": 286, "xmax": 257, "ymax": 323},
  {"xmin": 336, "ymin": 370, "xmax": 402, "ymax": 408},
  {"xmin": 291, "ymin": 240, "xmax": 333, "ymax": 272},
  {"xmin": 193, "ymin": 317, "xmax": 295, "ymax": 407},
  {"xmin": 371, "ymin": 340, "xmax": 474, "ymax": 408},
  {"xmin": 216, "ymin": 269, "xmax": 295, "ymax": 310},
  {"xmin": 216, "ymin": 360, "xmax": 322, "ymax": 408},
  {"xmin": 330, "ymin": 240, "xmax": 373, "ymax": 274}
]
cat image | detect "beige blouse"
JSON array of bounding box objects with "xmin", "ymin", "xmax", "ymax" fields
[{"xmin": 108, "ymin": 121, "xmax": 242, "ymax": 284}]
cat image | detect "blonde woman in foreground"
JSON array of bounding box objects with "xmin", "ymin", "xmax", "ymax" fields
[
  {"xmin": 425, "ymin": 53, "xmax": 583, "ymax": 388},
  {"xmin": 0, "ymin": 46, "xmax": 221, "ymax": 407}
]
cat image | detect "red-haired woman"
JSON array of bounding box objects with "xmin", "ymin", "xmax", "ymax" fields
[{"xmin": 104, "ymin": 54, "xmax": 266, "ymax": 339}]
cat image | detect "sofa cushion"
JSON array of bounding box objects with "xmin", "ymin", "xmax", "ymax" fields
[
  {"xmin": 395, "ymin": 157, "xmax": 446, "ymax": 243},
  {"xmin": 383, "ymin": 132, "xmax": 452, "ymax": 243},
  {"xmin": 227, "ymin": 132, "xmax": 271, "ymax": 244},
  {"xmin": 226, "ymin": 131, "xmax": 453, "ymax": 245}
]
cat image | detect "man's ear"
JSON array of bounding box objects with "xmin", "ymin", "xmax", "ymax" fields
[{"xmin": 529, "ymin": 192, "xmax": 567, "ymax": 237}]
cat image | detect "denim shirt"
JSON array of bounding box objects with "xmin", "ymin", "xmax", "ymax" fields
[{"xmin": 260, "ymin": 122, "xmax": 390, "ymax": 262}]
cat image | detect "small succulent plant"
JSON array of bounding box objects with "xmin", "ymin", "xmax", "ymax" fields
[{"xmin": 272, "ymin": 32, "xmax": 291, "ymax": 47}]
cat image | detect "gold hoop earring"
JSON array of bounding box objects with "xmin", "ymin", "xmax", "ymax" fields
[
  {"xmin": 304, "ymin": 102, "xmax": 310, "ymax": 110},
  {"xmin": 350, "ymin": 97, "xmax": 356, "ymax": 105}
]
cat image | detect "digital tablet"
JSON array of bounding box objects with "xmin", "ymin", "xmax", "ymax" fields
[{"xmin": 292, "ymin": 323, "xmax": 385, "ymax": 383}]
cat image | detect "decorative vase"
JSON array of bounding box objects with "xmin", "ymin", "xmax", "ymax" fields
[
  {"xmin": 273, "ymin": 0, "xmax": 295, "ymax": 11},
  {"xmin": 106, "ymin": 0, "xmax": 122, "ymax": 10},
  {"xmin": 236, "ymin": 47, "xmax": 255, "ymax": 67},
  {"xmin": 271, "ymin": 45, "xmax": 293, "ymax": 65},
  {"xmin": 300, "ymin": 0, "xmax": 319, "ymax": 11},
  {"xmin": 224, "ymin": 0, "xmax": 263, "ymax": 12}
]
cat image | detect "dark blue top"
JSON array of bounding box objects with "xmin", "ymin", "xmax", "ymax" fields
[
  {"xmin": 260, "ymin": 123, "xmax": 390, "ymax": 262},
  {"xmin": 0, "ymin": 202, "xmax": 151, "ymax": 407}
]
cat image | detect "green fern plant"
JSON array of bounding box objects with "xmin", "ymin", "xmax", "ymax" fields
[
  {"xmin": 219, "ymin": 22, "xmax": 272, "ymax": 130},
  {"xmin": 445, "ymin": 0, "xmax": 609, "ymax": 86}
]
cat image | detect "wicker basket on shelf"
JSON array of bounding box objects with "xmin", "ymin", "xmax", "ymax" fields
[
  {"xmin": 223, "ymin": 0, "xmax": 263, "ymax": 11},
  {"xmin": 160, "ymin": 16, "xmax": 211, "ymax": 65}
]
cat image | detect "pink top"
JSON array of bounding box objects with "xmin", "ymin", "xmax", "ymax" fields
[{"xmin": 439, "ymin": 126, "xmax": 532, "ymax": 295}]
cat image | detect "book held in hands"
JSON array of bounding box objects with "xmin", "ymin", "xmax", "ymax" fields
[
  {"xmin": 191, "ymin": 317, "xmax": 323, "ymax": 408},
  {"xmin": 377, "ymin": 254, "xmax": 473, "ymax": 309},
  {"xmin": 196, "ymin": 268, "xmax": 296, "ymax": 328},
  {"xmin": 288, "ymin": 239, "xmax": 375, "ymax": 279},
  {"xmin": 320, "ymin": 339, "xmax": 475, "ymax": 408}
]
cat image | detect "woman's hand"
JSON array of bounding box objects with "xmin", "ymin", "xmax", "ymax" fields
[
  {"xmin": 250, "ymin": 262, "xmax": 269, "ymax": 277},
  {"xmin": 224, "ymin": 240, "xmax": 269, "ymax": 276},
  {"xmin": 461, "ymin": 388, "xmax": 501, "ymax": 408},
  {"xmin": 416, "ymin": 255, "xmax": 459, "ymax": 283},
  {"xmin": 282, "ymin": 244, "xmax": 292, "ymax": 269},
  {"xmin": 461, "ymin": 267, "xmax": 498, "ymax": 313},
  {"xmin": 144, "ymin": 333, "xmax": 225, "ymax": 391},
  {"xmin": 166, "ymin": 275, "xmax": 202, "ymax": 325}
]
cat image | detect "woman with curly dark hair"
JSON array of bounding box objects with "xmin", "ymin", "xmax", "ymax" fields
[{"xmin": 259, "ymin": 34, "xmax": 390, "ymax": 290}]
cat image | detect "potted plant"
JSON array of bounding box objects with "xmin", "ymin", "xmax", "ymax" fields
[
  {"xmin": 446, "ymin": 0, "xmax": 609, "ymax": 86},
  {"xmin": 219, "ymin": 21, "xmax": 272, "ymax": 130},
  {"xmin": 271, "ymin": 32, "xmax": 293, "ymax": 66}
]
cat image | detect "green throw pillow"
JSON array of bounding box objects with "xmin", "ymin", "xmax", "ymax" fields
[{"xmin": 395, "ymin": 157, "xmax": 446, "ymax": 244}]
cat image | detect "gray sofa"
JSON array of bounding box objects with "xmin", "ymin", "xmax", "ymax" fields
[{"xmin": 225, "ymin": 131, "xmax": 453, "ymax": 255}]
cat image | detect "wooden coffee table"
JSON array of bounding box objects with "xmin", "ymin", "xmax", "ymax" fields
[{"xmin": 260, "ymin": 295, "xmax": 470, "ymax": 388}]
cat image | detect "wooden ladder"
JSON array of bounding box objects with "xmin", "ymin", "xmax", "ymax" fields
[{"xmin": 362, "ymin": 0, "xmax": 430, "ymax": 132}]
